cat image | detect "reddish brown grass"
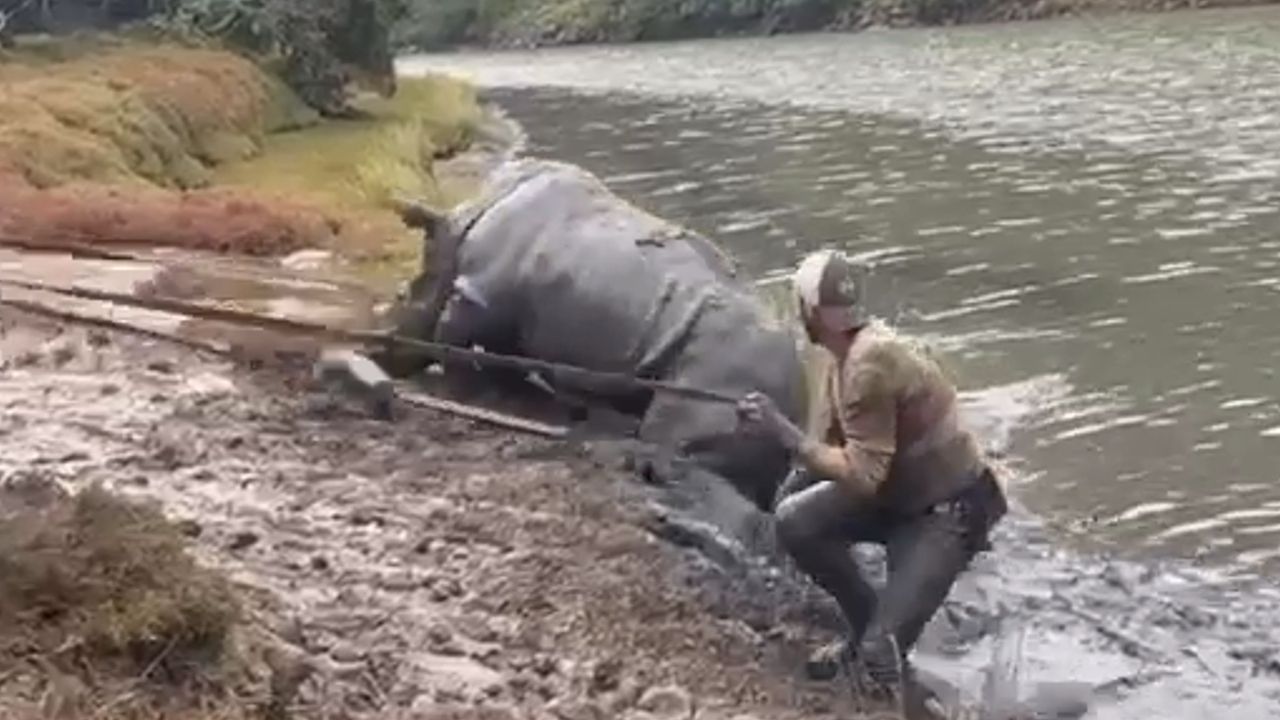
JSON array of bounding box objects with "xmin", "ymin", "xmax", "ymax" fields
[{"xmin": 0, "ymin": 173, "xmax": 339, "ymax": 256}]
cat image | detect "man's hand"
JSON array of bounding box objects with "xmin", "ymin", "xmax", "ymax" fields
[{"xmin": 737, "ymin": 391, "xmax": 805, "ymax": 451}]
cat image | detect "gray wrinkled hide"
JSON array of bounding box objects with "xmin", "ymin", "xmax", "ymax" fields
[{"xmin": 393, "ymin": 158, "xmax": 807, "ymax": 511}]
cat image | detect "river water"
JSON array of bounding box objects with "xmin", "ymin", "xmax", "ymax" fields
[{"xmin": 402, "ymin": 6, "xmax": 1280, "ymax": 581}]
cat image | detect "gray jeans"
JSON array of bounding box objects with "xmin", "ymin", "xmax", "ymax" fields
[{"xmin": 774, "ymin": 467, "xmax": 1001, "ymax": 665}]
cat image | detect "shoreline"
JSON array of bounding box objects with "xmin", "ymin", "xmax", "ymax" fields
[
  {"xmin": 370, "ymin": 74, "xmax": 1280, "ymax": 712},
  {"xmin": 393, "ymin": 35, "xmax": 1280, "ymax": 580},
  {"xmin": 358, "ymin": 78, "xmax": 1280, "ymax": 593}
]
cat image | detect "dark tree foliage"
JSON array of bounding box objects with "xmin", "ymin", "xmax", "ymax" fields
[
  {"xmin": 0, "ymin": 0, "xmax": 407, "ymax": 115},
  {"xmin": 391, "ymin": 0, "xmax": 1003, "ymax": 49}
]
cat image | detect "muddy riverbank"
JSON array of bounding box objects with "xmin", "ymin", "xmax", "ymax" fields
[
  {"xmin": 6, "ymin": 247, "xmax": 1280, "ymax": 720},
  {"xmin": 0, "ymin": 301, "xmax": 879, "ymax": 720}
]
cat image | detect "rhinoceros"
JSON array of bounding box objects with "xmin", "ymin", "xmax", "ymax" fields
[{"xmin": 379, "ymin": 157, "xmax": 807, "ymax": 512}]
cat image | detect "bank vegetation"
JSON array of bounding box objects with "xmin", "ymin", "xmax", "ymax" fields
[{"xmin": 0, "ymin": 0, "xmax": 482, "ymax": 283}]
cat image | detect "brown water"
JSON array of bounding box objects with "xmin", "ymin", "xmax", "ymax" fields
[{"xmin": 402, "ymin": 6, "xmax": 1280, "ymax": 578}]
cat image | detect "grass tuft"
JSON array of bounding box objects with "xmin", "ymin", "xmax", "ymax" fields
[
  {"xmin": 0, "ymin": 41, "xmax": 315, "ymax": 190},
  {"xmin": 0, "ymin": 481, "xmax": 255, "ymax": 720}
]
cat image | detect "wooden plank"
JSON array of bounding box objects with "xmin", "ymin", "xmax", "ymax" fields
[
  {"xmin": 2, "ymin": 297, "xmax": 567, "ymax": 438},
  {"xmin": 0, "ymin": 236, "xmax": 141, "ymax": 261},
  {"xmin": 396, "ymin": 387, "xmax": 569, "ymax": 438},
  {"xmin": 0, "ymin": 237, "xmax": 374, "ymax": 294},
  {"xmin": 2, "ymin": 294, "xmax": 567, "ymax": 439},
  {"xmin": 0, "ymin": 297, "xmax": 231, "ymax": 356}
]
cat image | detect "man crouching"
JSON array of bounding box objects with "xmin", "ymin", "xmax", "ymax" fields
[{"xmin": 737, "ymin": 249, "xmax": 1007, "ymax": 709}]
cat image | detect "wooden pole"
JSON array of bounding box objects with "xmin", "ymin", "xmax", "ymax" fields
[
  {"xmin": 0, "ymin": 295, "xmax": 571, "ymax": 438},
  {"xmin": 0, "ymin": 276, "xmax": 745, "ymax": 406},
  {"xmin": 396, "ymin": 387, "xmax": 569, "ymax": 438}
]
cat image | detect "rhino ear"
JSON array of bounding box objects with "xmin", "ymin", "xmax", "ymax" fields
[{"xmin": 394, "ymin": 198, "xmax": 452, "ymax": 237}]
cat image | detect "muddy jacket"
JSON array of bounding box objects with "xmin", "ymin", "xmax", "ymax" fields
[
  {"xmin": 810, "ymin": 319, "xmax": 990, "ymax": 515},
  {"xmin": 383, "ymin": 158, "xmax": 808, "ymax": 512}
]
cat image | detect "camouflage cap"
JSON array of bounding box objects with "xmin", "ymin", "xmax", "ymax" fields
[{"xmin": 788, "ymin": 245, "xmax": 870, "ymax": 327}]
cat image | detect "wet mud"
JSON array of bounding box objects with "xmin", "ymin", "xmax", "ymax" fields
[{"xmin": 0, "ymin": 305, "xmax": 884, "ymax": 720}]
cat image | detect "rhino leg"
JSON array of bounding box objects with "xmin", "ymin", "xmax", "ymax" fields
[
  {"xmin": 638, "ymin": 390, "xmax": 788, "ymax": 514},
  {"xmin": 636, "ymin": 321, "xmax": 803, "ymax": 513},
  {"xmin": 430, "ymin": 286, "xmax": 530, "ymax": 401}
]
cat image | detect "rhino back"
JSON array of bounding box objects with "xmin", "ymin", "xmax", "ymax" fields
[{"xmin": 458, "ymin": 160, "xmax": 743, "ymax": 374}]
